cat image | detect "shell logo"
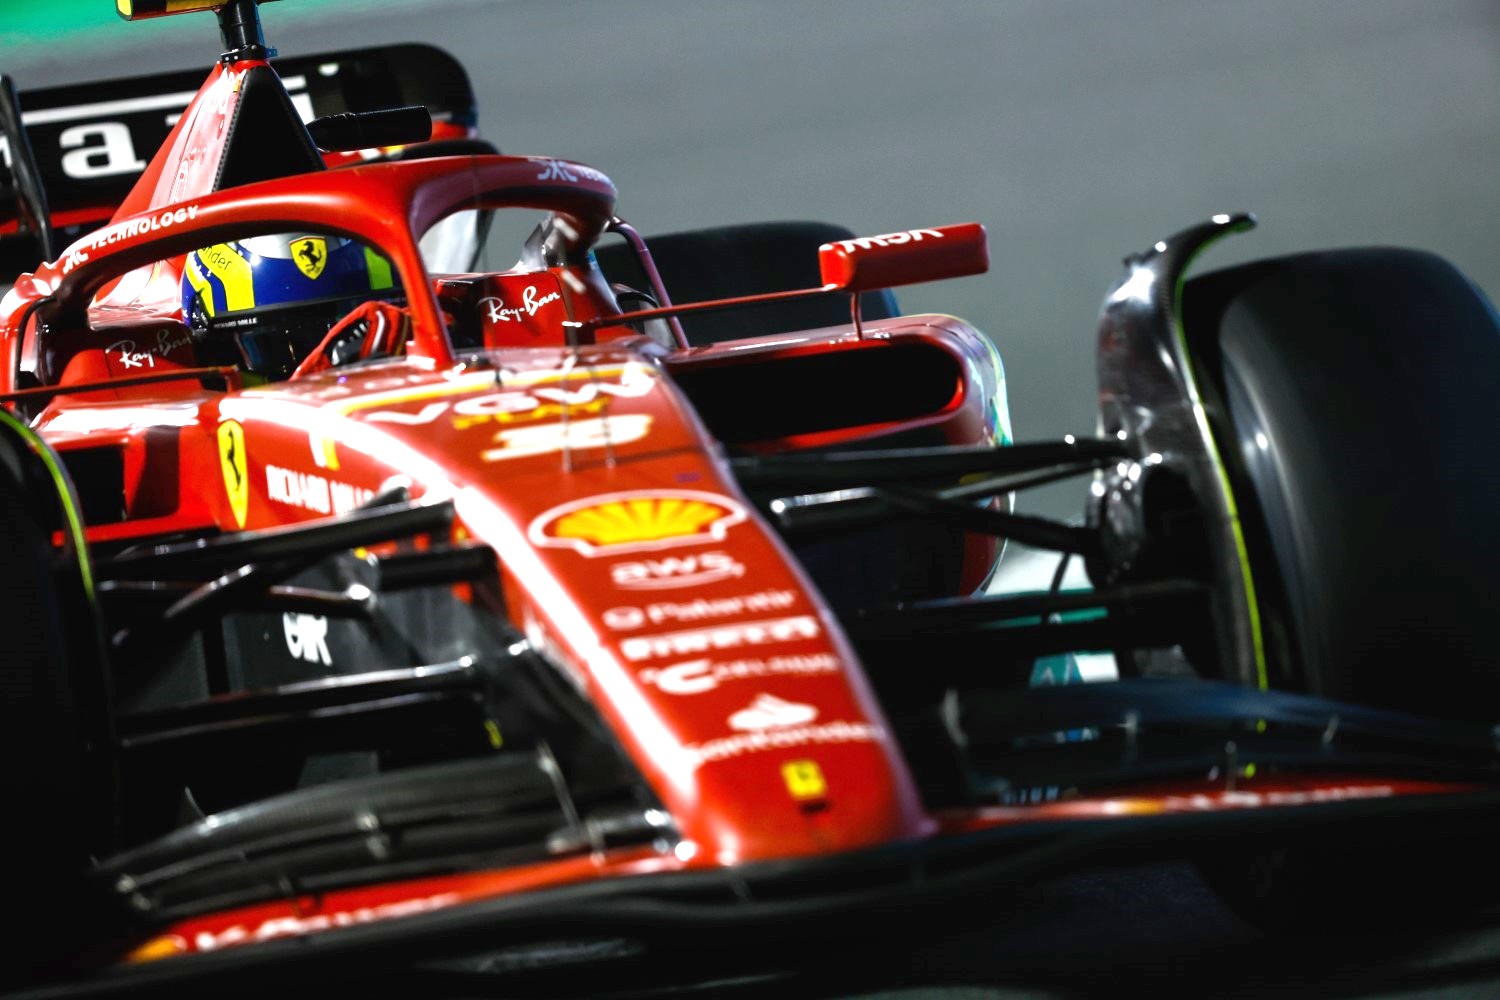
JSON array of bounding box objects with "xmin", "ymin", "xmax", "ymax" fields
[{"xmin": 528, "ymin": 490, "xmax": 748, "ymax": 556}]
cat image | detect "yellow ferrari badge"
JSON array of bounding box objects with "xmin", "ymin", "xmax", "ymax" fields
[
  {"xmin": 217, "ymin": 420, "xmax": 248, "ymax": 528},
  {"xmin": 291, "ymin": 237, "xmax": 327, "ymax": 280}
]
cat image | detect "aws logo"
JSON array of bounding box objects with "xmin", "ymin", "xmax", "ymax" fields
[{"xmin": 610, "ymin": 550, "xmax": 746, "ymax": 590}]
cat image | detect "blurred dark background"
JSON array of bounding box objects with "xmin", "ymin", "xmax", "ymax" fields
[{"xmin": 4, "ymin": 0, "xmax": 1499, "ymax": 518}]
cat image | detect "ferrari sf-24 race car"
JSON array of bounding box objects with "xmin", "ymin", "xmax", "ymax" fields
[{"xmin": 3, "ymin": 1, "xmax": 1500, "ymax": 994}]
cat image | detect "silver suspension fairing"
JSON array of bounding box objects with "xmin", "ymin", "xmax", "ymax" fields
[{"xmin": 1094, "ymin": 213, "xmax": 1266, "ymax": 689}]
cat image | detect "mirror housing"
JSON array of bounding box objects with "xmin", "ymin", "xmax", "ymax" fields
[
  {"xmin": 117, "ymin": 0, "xmax": 280, "ymax": 18},
  {"xmin": 818, "ymin": 222, "xmax": 988, "ymax": 293}
]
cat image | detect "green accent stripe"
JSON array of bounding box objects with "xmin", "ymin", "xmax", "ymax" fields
[
  {"xmin": 364, "ymin": 246, "xmax": 394, "ymax": 291},
  {"xmin": 0, "ymin": 408, "xmax": 95, "ymax": 601},
  {"xmin": 1170, "ymin": 223, "xmax": 1268, "ymax": 690}
]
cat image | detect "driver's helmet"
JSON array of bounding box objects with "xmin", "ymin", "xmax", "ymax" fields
[{"xmin": 181, "ymin": 233, "xmax": 399, "ymax": 380}]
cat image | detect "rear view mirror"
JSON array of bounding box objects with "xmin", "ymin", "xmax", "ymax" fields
[{"xmin": 818, "ymin": 222, "xmax": 988, "ymax": 293}]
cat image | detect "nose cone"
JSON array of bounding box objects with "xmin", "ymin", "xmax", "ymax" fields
[{"xmin": 678, "ymin": 717, "xmax": 933, "ymax": 864}]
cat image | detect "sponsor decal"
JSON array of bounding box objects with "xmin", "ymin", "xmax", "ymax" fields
[
  {"xmin": 637, "ymin": 653, "xmax": 841, "ymax": 695},
  {"xmin": 781, "ymin": 760, "xmax": 827, "ymax": 801},
  {"xmin": 2, "ymin": 119, "xmax": 155, "ymax": 216},
  {"xmin": 267, "ymin": 465, "xmax": 328, "ymax": 514},
  {"xmin": 531, "ymin": 491, "xmax": 748, "ymax": 557},
  {"xmin": 728, "ymin": 693, "xmax": 818, "ymax": 731},
  {"xmin": 2, "ymin": 68, "xmax": 315, "ymax": 189},
  {"xmin": 533, "ymin": 158, "xmax": 609, "ymax": 184},
  {"xmin": 197, "ymin": 243, "xmax": 241, "ymax": 275},
  {"xmin": 620, "ymin": 615, "xmax": 820, "ymax": 663},
  {"xmin": 291, "ymin": 236, "xmax": 327, "ymax": 280},
  {"xmin": 479, "ymin": 285, "xmax": 562, "ymax": 325},
  {"xmin": 1159, "ymin": 786, "xmax": 1395, "ymax": 812},
  {"xmin": 189, "ymin": 893, "xmax": 461, "ymax": 954},
  {"xmin": 610, "ymin": 551, "xmax": 746, "ymax": 590},
  {"xmin": 474, "ymin": 400, "xmax": 607, "ymax": 428},
  {"xmin": 480, "ymin": 413, "xmax": 652, "ymax": 462},
  {"xmin": 266, "ymin": 464, "xmax": 374, "ymax": 516},
  {"xmin": 363, "ymin": 399, "xmax": 463, "ymax": 428},
  {"xmin": 114, "ymin": 344, "xmax": 156, "ymax": 370},
  {"xmin": 682, "ymin": 720, "xmax": 880, "ymax": 769},
  {"xmin": 57, "ymin": 121, "xmax": 146, "ymax": 180},
  {"xmin": 456, "ymin": 377, "xmax": 650, "ymax": 430},
  {"xmin": 311, "ymin": 366, "xmax": 651, "ymax": 469},
  {"xmin": 602, "ymin": 607, "xmax": 646, "ymax": 629},
  {"xmin": 603, "ymin": 589, "xmax": 797, "ymax": 631},
  {"xmin": 217, "ymin": 420, "xmax": 248, "ymax": 529},
  {"xmin": 536, "ymin": 158, "xmax": 576, "ymax": 182},
  {"xmin": 829, "ymin": 227, "xmax": 944, "ymax": 254},
  {"xmin": 283, "ymin": 613, "xmax": 331, "ymax": 666},
  {"xmin": 71, "ymin": 203, "xmax": 201, "ymax": 262},
  {"xmin": 107, "ymin": 327, "xmax": 193, "ymax": 370},
  {"xmin": 364, "ymin": 369, "xmax": 654, "ymax": 431}
]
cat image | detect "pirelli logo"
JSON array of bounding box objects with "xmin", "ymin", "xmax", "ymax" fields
[{"xmin": 620, "ymin": 615, "xmax": 821, "ymax": 663}]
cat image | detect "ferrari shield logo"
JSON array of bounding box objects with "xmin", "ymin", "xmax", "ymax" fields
[
  {"xmin": 291, "ymin": 237, "xmax": 327, "ymax": 280},
  {"xmin": 217, "ymin": 420, "xmax": 248, "ymax": 528}
]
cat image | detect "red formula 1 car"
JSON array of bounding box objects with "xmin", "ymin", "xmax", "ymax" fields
[{"xmin": 4, "ymin": 2, "xmax": 1500, "ymax": 995}]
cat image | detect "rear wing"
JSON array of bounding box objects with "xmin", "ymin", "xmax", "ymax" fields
[{"xmin": 0, "ymin": 43, "xmax": 477, "ymax": 279}]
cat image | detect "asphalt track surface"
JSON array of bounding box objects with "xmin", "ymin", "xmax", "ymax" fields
[{"xmin": 5, "ymin": 3, "xmax": 1500, "ymax": 997}]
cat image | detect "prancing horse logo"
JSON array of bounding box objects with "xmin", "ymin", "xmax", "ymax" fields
[
  {"xmin": 292, "ymin": 237, "xmax": 327, "ymax": 280},
  {"xmin": 217, "ymin": 420, "xmax": 248, "ymax": 529}
]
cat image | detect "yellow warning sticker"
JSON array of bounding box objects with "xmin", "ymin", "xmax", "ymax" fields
[{"xmin": 781, "ymin": 759, "xmax": 827, "ymax": 800}]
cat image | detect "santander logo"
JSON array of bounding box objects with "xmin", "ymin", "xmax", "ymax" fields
[{"xmin": 728, "ymin": 694, "xmax": 819, "ymax": 732}]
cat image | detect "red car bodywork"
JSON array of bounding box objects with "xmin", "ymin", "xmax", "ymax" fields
[
  {"xmin": 129, "ymin": 772, "xmax": 1468, "ymax": 961},
  {"xmin": 0, "ymin": 43, "xmax": 1482, "ymax": 976},
  {"xmin": 0, "ymin": 53, "xmax": 999, "ymax": 960}
]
